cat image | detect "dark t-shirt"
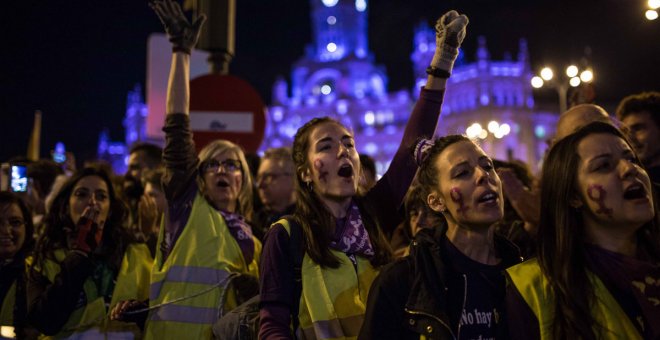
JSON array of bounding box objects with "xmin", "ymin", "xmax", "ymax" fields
[{"xmin": 442, "ymin": 237, "xmax": 506, "ymax": 340}]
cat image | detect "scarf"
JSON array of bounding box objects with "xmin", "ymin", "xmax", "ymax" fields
[
  {"xmin": 219, "ymin": 210, "xmax": 256, "ymax": 265},
  {"xmin": 330, "ymin": 200, "xmax": 375, "ymax": 261},
  {"xmin": 585, "ymin": 243, "xmax": 660, "ymax": 338}
]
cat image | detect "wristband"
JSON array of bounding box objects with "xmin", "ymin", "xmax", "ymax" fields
[{"xmin": 426, "ymin": 66, "xmax": 451, "ymax": 79}]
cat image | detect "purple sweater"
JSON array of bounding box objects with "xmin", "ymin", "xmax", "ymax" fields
[{"xmin": 258, "ymin": 88, "xmax": 446, "ymax": 339}]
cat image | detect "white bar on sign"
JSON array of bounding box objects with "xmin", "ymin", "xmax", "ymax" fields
[{"xmin": 189, "ymin": 111, "xmax": 254, "ymax": 133}]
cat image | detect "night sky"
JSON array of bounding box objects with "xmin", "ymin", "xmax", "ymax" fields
[{"xmin": 1, "ymin": 0, "xmax": 659, "ymax": 163}]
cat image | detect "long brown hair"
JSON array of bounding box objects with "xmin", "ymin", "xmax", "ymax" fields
[
  {"xmin": 291, "ymin": 117, "xmax": 392, "ymax": 268},
  {"xmin": 31, "ymin": 167, "xmax": 132, "ymax": 275},
  {"xmin": 539, "ymin": 122, "xmax": 660, "ymax": 339}
]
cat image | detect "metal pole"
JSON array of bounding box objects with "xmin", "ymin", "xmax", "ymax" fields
[{"xmin": 557, "ymin": 83, "xmax": 568, "ymax": 114}]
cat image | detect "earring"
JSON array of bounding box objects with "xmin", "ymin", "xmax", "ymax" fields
[{"xmin": 306, "ymin": 181, "xmax": 313, "ymax": 191}]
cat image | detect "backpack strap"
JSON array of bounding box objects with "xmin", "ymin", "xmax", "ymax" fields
[{"xmin": 279, "ymin": 215, "xmax": 303, "ymax": 338}]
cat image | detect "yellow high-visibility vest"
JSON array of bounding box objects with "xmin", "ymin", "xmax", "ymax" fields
[
  {"xmin": 144, "ymin": 193, "xmax": 261, "ymax": 340},
  {"xmin": 279, "ymin": 219, "xmax": 379, "ymax": 340},
  {"xmin": 32, "ymin": 243, "xmax": 152, "ymax": 339},
  {"xmin": 507, "ymin": 258, "xmax": 642, "ymax": 340}
]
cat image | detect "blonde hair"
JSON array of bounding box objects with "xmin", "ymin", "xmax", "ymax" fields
[{"xmin": 198, "ymin": 140, "xmax": 254, "ymax": 220}]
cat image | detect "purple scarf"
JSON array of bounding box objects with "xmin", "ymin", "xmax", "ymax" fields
[
  {"xmin": 219, "ymin": 210, "xmax": 255, "ymax": 265},
  {"xmin": 585, "ymin": 243, "xmax": 660, "ymax": 338},
  {"xmin": 330, "ymin": 201, "xmax": 375, "ymax": 260}
]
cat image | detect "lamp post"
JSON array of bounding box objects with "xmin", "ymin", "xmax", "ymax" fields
[{"xmin": 531, "ymin": 65, "xmax": 594, "ymax": 114}]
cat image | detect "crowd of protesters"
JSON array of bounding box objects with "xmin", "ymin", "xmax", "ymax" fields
[{"xmin": 1, "ymin": 0, "xmax": 659, "ymax": 339}]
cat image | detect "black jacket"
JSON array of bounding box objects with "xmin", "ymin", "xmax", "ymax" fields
[{"xmin": 359, "ymin": 225, "xmax": 523, "ymax": 340}]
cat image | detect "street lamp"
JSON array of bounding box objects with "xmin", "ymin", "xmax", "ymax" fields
[
  {"xmin": 531, "ymin": 64, "xmax": 594, "ymax": 114},
  {"xmin": 646, "ymin": 0, "xmax": 659, "ymax": 20},
  {"xmin": 466, "ymin": 121, "xmax": 511, "ymax": 140}
]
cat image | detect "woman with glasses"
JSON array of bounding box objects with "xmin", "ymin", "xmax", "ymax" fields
[
  {"xmin": 111, "ymin": 2, "xmax": 262, "ymax": 339},
  {"xmin": 27, "ymin": 167, "xmax": 152, "ymax": 338},
  {"xmin": 0, "ymin": 192, "xmax": 36, "ymax": 339}
]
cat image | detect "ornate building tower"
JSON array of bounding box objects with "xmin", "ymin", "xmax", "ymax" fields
[{"xmin": 263, "ymin": 0, "xmax": 411, "ymax": 174}]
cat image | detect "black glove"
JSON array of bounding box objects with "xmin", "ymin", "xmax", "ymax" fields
[{"xmin": 150, "ymin": 0, "xmax": 207, "ymax": 54}]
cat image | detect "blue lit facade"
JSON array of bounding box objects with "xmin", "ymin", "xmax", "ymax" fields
[
  {"xmin": 97, "ymin": 84, "xmax": 148, "ymax": 174},
  {"xmin": 262, "ymin": 0, "xmax": 558, "ymax": 173},
  {"xmin": 104, "ymin": 0, "xmax": 558, "ymax": 175}
]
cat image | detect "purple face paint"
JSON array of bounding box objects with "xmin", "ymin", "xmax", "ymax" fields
[
  {"xmin": 314, "ymin": 159, "xmax": 328, "ymax": 183},
  {"xmin": 587, "ymin": 184, "xmax": 613, "ymax": 217},
  {"xmin": 450, "ymin": 187, "xmax": 469, "ymax": 216}
]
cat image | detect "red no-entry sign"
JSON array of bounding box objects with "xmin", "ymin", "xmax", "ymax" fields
[{"xmin": 189, "ymin": 74, "xmax": 266, "ymax": 153}]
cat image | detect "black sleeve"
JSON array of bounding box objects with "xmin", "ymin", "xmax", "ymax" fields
[
  {"xmin": 258, "ymin": 223, "xmax": 296, "ymax": 339},
  {"xmin": 364, "ymin": 89, "xmax": 445, "ymax": 236},
  {"xmin": 358, "ymin": 258, "xmax": 412, "ymax": 340},
  {"xmin": 504, "ymin": 278, "xmax": 541, "ymax": 340},
  {"xmin": 161, "ymin": 113, "xmax": 199, "ymax": 201},
  {"xmin": 26, "ymin": 253, "xmax": 95, "ymax": 335}
]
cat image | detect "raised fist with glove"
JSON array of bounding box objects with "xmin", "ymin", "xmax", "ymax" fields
[
  {"xmin": 150, "ymin": 0, "xmax": 206, "ymax": 54},
  {"xmin": 429, "ymin": 10, "xmax": 469, "ymax": 77}
]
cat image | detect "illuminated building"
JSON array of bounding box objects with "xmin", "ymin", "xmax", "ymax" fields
[
  {"xmin": 261, "ymin": 0, "xmax": 557, "ymax": 173},
  {"xmin": 104, "ymin": 0, "xmax": 558, "ymax": 174}
]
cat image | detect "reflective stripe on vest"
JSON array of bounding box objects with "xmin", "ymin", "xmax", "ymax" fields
[
  {"xmin": 149, "ymin": 265, "xmax": 231, "ymax": 301},
  {"xmin": 507, "ymin": 258, "xmax": 642, "ymax": 340},
  {"xmin": 301, "ymin": 313, "xmax": 364, "ymax": 339},
  {"xmin": 279, "ymin": 219, "xmax": 378, "ymax": 340},
  {"xmin": 144, "ymin": 193, "xmax": 261, "ymax": 340},
  {"xmin": 149, "ymin": 304, "xmax": 218, "ymax": 324}
]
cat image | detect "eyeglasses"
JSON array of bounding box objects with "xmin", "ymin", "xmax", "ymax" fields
[
  {"xmin": 0, "ymin": 218, "xmax": 25, "ymax": 228},
  {"xmin": 203, "ymin": 159, "xmax": 243, "ymax": 173},
  {"xmin": 256, "ymin": 172, "xmax": 293, "ymax": 184}
]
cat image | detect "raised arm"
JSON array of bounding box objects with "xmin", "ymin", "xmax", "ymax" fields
[
  {"xmin": 150, "ymin": 0, "xmax": 206, "ymax": 199},
  {"xmin": 367, "ymin": 10, "xmax": 468, "ymax": 233}
]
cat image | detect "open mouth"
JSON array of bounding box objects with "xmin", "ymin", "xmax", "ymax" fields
[
  {"xmin": 338, "ymin": 164, "xmax": 354, "ymax": 178},
  {"xmin": 216, "ymin": 179, "xmax": 230, "ymax": 188},
  {"xmin": 477, "ymin": 191, "xmax": 498, "ymax": 204},
  {"xmin": 623, "ymin": 183, "xmax": 646, "ymax": 200}
]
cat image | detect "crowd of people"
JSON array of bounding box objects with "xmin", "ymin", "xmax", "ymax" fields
[{"xmin": 1, "ymin": 0, "xmax": 659, "ymax": 339}]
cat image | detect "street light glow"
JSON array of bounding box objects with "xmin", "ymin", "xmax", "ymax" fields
[
  {"xmin": 566, "ymin": 65, "xmax": 578, "ymax": 77},
  {"xmin": 540, "ymin": 67, "xmax": 554, "ymax": 81},
  {"xmin": 649, "ymin": 0, "xmax": 660, "ymax": 10},
  {"xmin": 531, "ymin": 76, "xmax": 544, "ymax": 88},
  {"xmin": 466, "ymin": 123, "xmax": 483, "ymax": 139},
  {"xmin": 488, "ymin": 121, "xmax": 500, "ymax": 133},
  {"xmin": 569, "ymin": 77, "xmax": 581, "ymax": 87},
  {"xmin": 500, "ymin": 123, "xmax": 511, "ymax": 135},
  {"xmin": 646, "ymin": 9, "xmax": 659, "ymax": 20},
  {"xmin": 580, "ymin": 70, "xmax": 594, "ymax": 83}
]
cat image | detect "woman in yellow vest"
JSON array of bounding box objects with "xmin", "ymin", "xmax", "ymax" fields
[
  {"xmin": 26, "ymin": 167, "xmax": 152, "ymax": 338},
  {"xmin": 0, "ymin": 192, "xmax": 36, "ymax": 339},
  {"xmin": 111, "ymin": 1, "xmax": 262, "ymax": 339},
  {"xmin": 506, "ymin": 122, "xmax": 660, "ymax": 340},
  {"xmin": 258, "ymin": 10, "xmax": 468, "ymax": 340}
]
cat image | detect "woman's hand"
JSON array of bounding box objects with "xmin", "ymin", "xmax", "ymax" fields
[
  {"xmin": 71, "ymin": 204, "xmax": 103, "ymax": 254},
  {"xmin": 150, "ymin": 0, "xmax": 206, "ymax": 54}
]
